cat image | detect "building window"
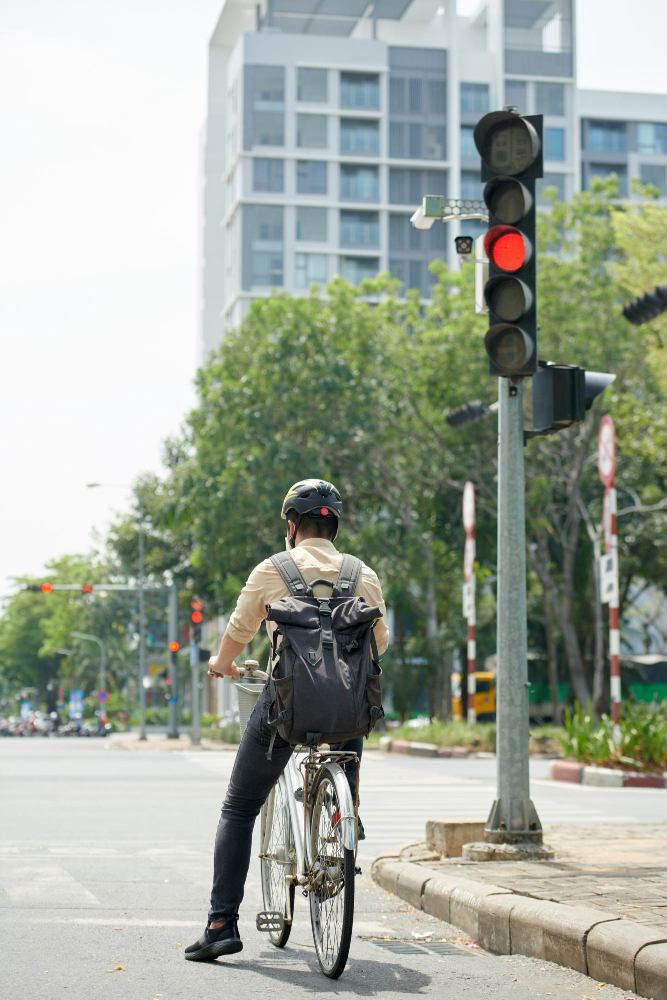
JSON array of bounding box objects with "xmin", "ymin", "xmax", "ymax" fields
[
  {"xmin": 586, "ymin": 121, "xmax": 627, "ymax": 154},
  {"xmin": 640, "ymin": 163, "xmax": 667, "ymax": 195},
  {"xmin": 460, "ymin": 83, "xmax": 489, "ymax": 115},
  {"xmin": 535, "ymin": 82, "xmax": 565, "ymax": 116},
  {"xmin": 340, "ymin": 72, "xmax": 379, "ymax": 110},
  {"xmin": 340, "ymin": 210, "xmax": 379, "ymax": 248},
  {"xmin": 389, "ymin": 213, "xmax": 446, "ymax": 252},
  {"xmin": 253, "ymin": 158, "xmax": 284, "ymax": 192},
  {"xmin": 545, "ymin": 127, "xmax": 565, "ymax": 161},
  {"xmin": 390, "ymin": 122, "xmax": 446, "ymax": 160},
  {"xmin": 297, "ymin": 67, "xmax": 328, "ymax": 103},
  {"xmin": 637, "ymin": 122, "xmax": 667, "ymax": 155},
  {"xmin": 251, "ymin": 251, "xmax": 283, "ymax": 286},
  {"xmin": 295, "ymin": 253, "xmax": 328, "ymax": 288},
  {"xmin": 505, "ymin": 79, "xmax": 527, "ymax": 113},
  {"xmin": 246, "ymin": 205, "xmax": 283, "ymax": 288},
  {"xmin": 340, "ymin": 119, "xmax": 379, "ymax": 156},
  {"xmin": 248, "ymin": 65, "xmax": 285, "ymax": 147},
  {"xmin": 538, "ymin": 173, "xmax": 566, "ymax": 202},
  {"xmin": 340, "ymin": 256, "xmax": 379, "ymax": 284},
  {"xmin": 428, "ymin": 79, "xmax": 446, "ymax": 114},
  {"xmin": 296, "ymin": 160, "xmax": 327, "ymax": 195},
  {"xmin": 460, "ymin": 171, "xmax": 483, "ymax": 200},
  {"xmin": 460, "ymin": 125, "xmax": 477, "ymax": 159},
  {"xmin": 585, "ymin": 164, "xmax": 628, "ymax": 197},
  {"xmin": 340, "ymin": 164, "xmax": 379, "ymax": 201},
  {"xmin": 296, "ymin": 206, "xmax": 327, "ymax": 242},
  {"xmin": 389, "ymin": 167, "xmax": 447, "ymax": 205},
  {"xmin": 296, "ymin": 114, "xmax": 328, "ymax": 149}
]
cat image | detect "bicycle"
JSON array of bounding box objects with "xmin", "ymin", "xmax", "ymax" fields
[{"xmin": 235, "ymin": 659, "xmax": 359, "ymax": 979}]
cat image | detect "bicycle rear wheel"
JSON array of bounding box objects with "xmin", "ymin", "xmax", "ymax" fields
[
  {"xmin": 260, "ymin": 780, "xmax": 296, "ymax": 947},
  {"xmin": 308, "ymin": 765, "xmax": 355, "ymax": 979}
]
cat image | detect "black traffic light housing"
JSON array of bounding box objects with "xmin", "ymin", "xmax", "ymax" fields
[
  {"xmin": 530, "ymin": 363, "xmax": 616, "ymax": 436},
  {"xmin": 622, "ymin": 285, "xmax": 667, "ymax": 325},
  {"xmin": 474, "ymin": 110, "xmax": 543, "ymax": 377}
]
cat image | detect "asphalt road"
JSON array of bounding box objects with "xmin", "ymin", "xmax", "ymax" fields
[{"xmin": 0, "ymin": 738, "xmax": 659, "ymax": 1000}]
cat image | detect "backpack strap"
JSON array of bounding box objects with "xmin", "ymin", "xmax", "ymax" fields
[
  {"xmin": 332, "ymin": 554, "xmax": 362, "ymax": 598},
  {"xmin": 270, "ymin": 552, "xmax": 313, "ymax": 597}
]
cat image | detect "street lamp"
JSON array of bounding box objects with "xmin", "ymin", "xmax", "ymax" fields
[
  {"xmin": 70, "ymin": 632, "xmax": 107, "ymax": 718},
  {"xmin": 86, "ymin": 482, "xmax": 148, "ymax": 740}
]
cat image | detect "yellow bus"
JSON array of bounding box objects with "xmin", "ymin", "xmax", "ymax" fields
[{"xmin": 451, "ymin": 671, "xmax": 496, "ymax": 722}]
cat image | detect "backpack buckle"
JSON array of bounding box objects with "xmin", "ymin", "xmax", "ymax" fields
[{"xmin": 321, "ymin": 629, "xmax": 333, "ymax": 647}]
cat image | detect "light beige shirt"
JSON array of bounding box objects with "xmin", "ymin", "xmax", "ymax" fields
[{"xmin": 225, "ymin": 537, "xmax": 389, "ymax": 655}]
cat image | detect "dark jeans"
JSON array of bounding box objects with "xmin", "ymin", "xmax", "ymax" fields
[{"xmin": 208, "ymin": 686, "xmax": 362, "ymax": 922}]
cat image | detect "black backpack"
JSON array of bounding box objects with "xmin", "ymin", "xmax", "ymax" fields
[{"xmin": 264, "ymin": 551, "xmax": 385, "ymax": 758}]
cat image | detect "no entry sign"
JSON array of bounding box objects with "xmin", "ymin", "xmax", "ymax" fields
[{"xmin": 597, "ymin": 415, "xmax": 616, "ymax": 487}]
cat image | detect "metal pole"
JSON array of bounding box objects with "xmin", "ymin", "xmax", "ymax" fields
[
  {"xmin": 138, "ymin": 515, "xmax": 147, "ymax": 740},
  {"xmin": 485, "ymin": 378, "xmax": 544, "ymax": 846},
  {"xmin": 167, "ymin": 581, "xmax": 179, "ymax": 739},
  {"xmin": 190, "ymin": 636, "xmax": 200, "ymax": 746}
]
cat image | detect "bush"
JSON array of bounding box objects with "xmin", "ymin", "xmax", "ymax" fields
[{"xmin": 561, "ymin": 700, "xmax": 667, "ymax": 771}]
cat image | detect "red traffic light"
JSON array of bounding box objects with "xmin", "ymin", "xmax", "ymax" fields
[
  {"xmin": 41, "ymin": 582, "xmax": 53, "ymax": 594},
  {"xmin": 484, "ymin": 226, "xmax": 528, "ymax": 272},
  {"xmin": 81, "ymin": 583, "xmax": 94, "ymax": 594},
  {"xmin": 190, "ymin": 611, "xmax": 203, "ymax": 625},
  {"xmin": 169, "ymin": 641, "xmax": 180, "ymax": 653},
  {"xmin": 191, "ymin": 598, "xmax": 202, "ymax": 611}
]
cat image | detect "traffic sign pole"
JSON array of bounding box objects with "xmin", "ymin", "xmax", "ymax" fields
[
  {"xmin": 462, "ymin": 481, "xmax": 477, "ymax": 725},
  {"xmin": 598, "ymin": 416, "xmax": 620, "ymax": 726}
]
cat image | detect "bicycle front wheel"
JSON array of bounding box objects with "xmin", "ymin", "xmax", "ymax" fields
[
  {"xmin": 260, "ymin": 780, "xmax": 295, "ymax": 947},
  {"xmin": 308, "ymin": 765, "xmax": 355, "ymax": 979}
]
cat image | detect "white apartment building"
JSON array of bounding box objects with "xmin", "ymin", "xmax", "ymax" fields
[{"xmin": 201, "ymin": 0, "xmax": 667, "ymax": 354}]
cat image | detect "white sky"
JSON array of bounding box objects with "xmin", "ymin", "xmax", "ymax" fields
[{"xmin": 1, "ymin": 0, "xmax": 666, "ymax": 597}]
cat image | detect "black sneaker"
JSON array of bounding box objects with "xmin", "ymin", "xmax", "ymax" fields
[{"xmin": 184, "ymin": 918, "xmax": 243, "ymax": 961}]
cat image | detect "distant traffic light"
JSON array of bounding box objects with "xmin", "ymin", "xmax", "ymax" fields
[
  {"xmin": 81, "ymin": 583, "xmax": 94, "ymax": 594},
  {"xmin": 190, "ymin": 597, "xmax": 203, "ymax": 642},
  {"xmin": 474, "ymin": 110, "xmax": 543, "ymax": 377},
  {"xmin": 25, "ymin": 582, "xmax": 54, "ymax": 593},
  {"xmin": 169, "ymin": 641, "xmax": 180, "ymax": 653},
  {"xmin": 622, "ymin": 285, "xmax": 667, "ymax": 325}
]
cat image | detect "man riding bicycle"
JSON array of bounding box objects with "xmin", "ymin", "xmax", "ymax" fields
[{"xmin": 185, "ymin": 479, "xmax": 389, "ymax": 962}]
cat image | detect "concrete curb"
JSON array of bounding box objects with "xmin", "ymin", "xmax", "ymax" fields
[
  {"xmin": 549, "ymin": 760, "xmax": 667, "ymax": 788},
  {"xmin": 377, "ymin": 736, "xmax": 558, "ymax": 761},
  {"xmin": 371, "ymin": 855, "xmax": 667, "ymax": 998}
]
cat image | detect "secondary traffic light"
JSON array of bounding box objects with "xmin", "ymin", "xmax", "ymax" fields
[
  {"xmin": 474, "ymin": 110, "xmax": 543, "ymax": 377},
  {"xmin": 25, "ymin": 582, "xmax": 54, "ymax": 593},
  {"xmin": 531, "ymin": 364, "xmax": 616, "ymax": 434},
  {"xmin": 622, "ymin": 285, "xmax": 667, "ymax": 325}
]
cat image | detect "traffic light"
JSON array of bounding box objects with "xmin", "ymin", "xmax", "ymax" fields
[
  {"xmin": 474, "ymin": 110, "xmax": 543, "ymax": 377},
  {"xmin": 81, "ymin": 583, "xmax": 94, "ymax": 594},
  {"xmin": 25, "ymin": 582, "xmax": 54, "ymax": 593},
  {"xmin": 531, "ymin": 364, "xmax": 616, "ymax": 435},
  {"xmin": 190, "ymin": 598, "xmax": 203, "ymax": 642},
  {"xmin": 169, "ymin": 641, "xmax": 180, "ymax": 654},
  {"xmin": 622, "ymin": 285, "xmax": 667, "ymax": 325}
]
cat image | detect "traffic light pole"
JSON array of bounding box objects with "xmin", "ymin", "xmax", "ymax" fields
[
  {"xmin": 469, "ymin": 379, "xmax": 550, "ymax": 859},
  {"xmin": 138, "ymin": 517, "xmax": 147, "ymax": 741},
  {"xmin": 190, "ymin": 636, "xmax": 201, "ymax": 746},
  {"xmin": 167, "ymin": 581, "xmax": 179, "ymax": 739}
]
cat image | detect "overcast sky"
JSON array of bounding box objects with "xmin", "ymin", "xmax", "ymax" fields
[{"xmin": 1, "ymin": 0, "xmax": 666, "ymax": 597}]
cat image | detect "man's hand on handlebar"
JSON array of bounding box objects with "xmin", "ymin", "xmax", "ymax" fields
[{"xmin": 207, "ymin": 656, "xmax": 241, "ymax": 680}]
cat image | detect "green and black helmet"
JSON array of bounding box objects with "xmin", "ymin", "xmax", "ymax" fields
[{"xmin": 281, "ymin": 479, "xmax": 343, "ymax": 541}]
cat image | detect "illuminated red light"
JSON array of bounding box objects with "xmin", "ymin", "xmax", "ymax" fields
[
  {"xmin": 484, "ymin": 226, "xmax": 526, "ymax": 272},
  {"xmin": 41, "ymin": 582, "xmax": 53, "ymax": 594},
  {"xmin": 169, "ymin": 641, "xmax": 180, "ymax": 653},
  {"xmin": 191, "ymin": 599, "xmax": 202, "ymax": 611},
  {"xmin": 191, "ymin": 611, "xmax": 203, "ymax": 625},
  {"xmin": 81, "ymin": 583, "xmax": 93, "ymax": 594}
]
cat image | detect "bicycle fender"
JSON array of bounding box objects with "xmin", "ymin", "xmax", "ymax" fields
[{"xmin": 325, "ymin": 763, "xmax": 357, "ymax": 853}]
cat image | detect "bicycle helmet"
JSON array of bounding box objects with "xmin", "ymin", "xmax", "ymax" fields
[{"xmin": 281, "ymin": 479, "xmax": 343, "ymax": 545}]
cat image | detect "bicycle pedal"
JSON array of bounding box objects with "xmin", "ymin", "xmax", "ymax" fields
[
  {"xmin": 355, "ymin": 866, "xmax": 362, "ymax": 876},
  {"xmin": 256, "ymin": 910, "xmax": 285, "ymax": 933}
]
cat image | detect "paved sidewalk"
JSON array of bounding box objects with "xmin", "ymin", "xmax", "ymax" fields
[{"xmin": 372, "ymin": 823, "xmax": 667, "ymax": 998}]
